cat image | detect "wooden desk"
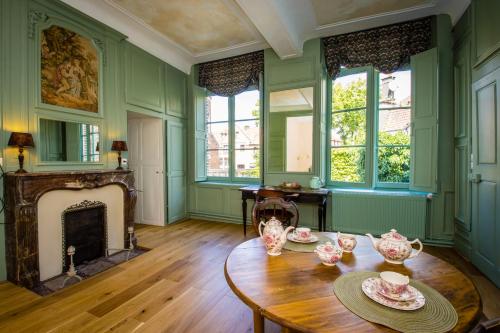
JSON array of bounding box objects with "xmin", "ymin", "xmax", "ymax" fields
[
  {"xmin": 225, "ymin": 235, "xmax": 482, "ymax": 333},
  {"xmin": 239, "ymin": 185, "xmax": 330, "ymax": 235}
]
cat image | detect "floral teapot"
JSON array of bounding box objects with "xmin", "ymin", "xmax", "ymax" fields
[
  {"xmin": 259, "ymin": 216, "xmax": 294, "ymax": 256},
  {"xmin": 366, "ymin": 229, "xmax": 423, "ymax": 264}
]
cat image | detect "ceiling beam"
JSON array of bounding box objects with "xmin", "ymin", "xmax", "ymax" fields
[{"xmin": 235, "ymin": 0, "xmax": 316, "ymax": 59}]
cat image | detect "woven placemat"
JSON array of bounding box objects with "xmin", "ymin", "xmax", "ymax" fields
[
  {"xmin": 283, "ymin": 233, "xmax": 333, "ymax": 252},
  {"xmin": 333, "ymin": 271, "xmax": 458, "ymax": 333}
]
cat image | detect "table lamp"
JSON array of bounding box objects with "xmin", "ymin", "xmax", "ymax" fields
[
  {"xmin": 8, "ymin": 132, "xmax": 35, "ymax": 173},
  {"xmin": 111, "ymin": 140, "xmax": 128, "ymax": 170}
]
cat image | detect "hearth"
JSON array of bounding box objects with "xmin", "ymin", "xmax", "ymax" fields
[{"xmin": 62, "ymin": 200, "xmax": 107, "ymax": 270}]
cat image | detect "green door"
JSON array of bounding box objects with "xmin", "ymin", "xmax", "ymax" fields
[{"xmin": 471, "ymin": 67, "xmax": 500, "ymax": 287}]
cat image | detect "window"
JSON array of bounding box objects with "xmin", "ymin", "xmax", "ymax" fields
[
  {"xmin": 206, "ymin": 89, "xmax": 260, "ymax": 181},
  {"xmin": 329, "ymin": 67, "xmax": 411, "ymax": 188},
  {"xmin": 80, "ymin": 124, "xmax": 99, "ymax": 162}
]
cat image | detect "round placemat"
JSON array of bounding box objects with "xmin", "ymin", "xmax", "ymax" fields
[
  {"xmin": 283, "ymin": 233, "xmax": 333, "ymax": 252},
  {"xmin": 333, "ymin": 271, "xmax": 458, "ymax": 333}
]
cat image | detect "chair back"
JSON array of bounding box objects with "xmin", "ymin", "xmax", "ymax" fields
[{"xmin": 251, "ymin": 196, "xmax": 299, "ymax": 234}]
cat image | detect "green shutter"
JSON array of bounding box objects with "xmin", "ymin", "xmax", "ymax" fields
[
  {"xmin": 410, "ymin": 48, "xmax": 438, "ymax": 192},
  {"xmin": 194, "ymin": 85, "xmax": 207, "ymax": 181}
]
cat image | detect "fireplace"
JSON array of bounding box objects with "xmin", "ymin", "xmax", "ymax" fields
[
  {"xmin": 4, "ymin": 170, "xmax": 137, "ymax": 288},
  {"xmin": 62, "ymin": 200, "xmax": 107, "ymax": 270}
]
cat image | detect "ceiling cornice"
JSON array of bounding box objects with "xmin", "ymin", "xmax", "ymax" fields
[
  {"xmin": 61, "ymin": 0, "xmax": 194, "ymax": 73},
  {"xmin": 62, "ymin": 0, "xmax": 471, "ymax": 73}
]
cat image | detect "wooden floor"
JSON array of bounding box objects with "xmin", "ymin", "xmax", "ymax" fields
[{"xmin": 0, "ymin": 219, "xmax": 498, "ymax": 333}]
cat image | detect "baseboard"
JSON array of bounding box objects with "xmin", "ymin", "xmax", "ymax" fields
[{"xmin": 188, "ymin": 212, "xmax": 242, "ymax": 225}]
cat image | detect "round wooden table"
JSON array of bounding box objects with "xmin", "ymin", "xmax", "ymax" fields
[{"xmin": 224, "ymin": 234, "xmax": 482, "ymax": 333}]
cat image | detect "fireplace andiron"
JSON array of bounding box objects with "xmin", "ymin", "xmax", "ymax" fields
[{"xmin": 61, "ymin": 245, "xmax": 82, "ymax": 287}]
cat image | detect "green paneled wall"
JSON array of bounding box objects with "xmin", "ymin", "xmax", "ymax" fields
[
  {"xmin": 188, "ymin": 18, "xmax": 455, "ymax": 247},
  {"xmin": 0, "ymin": 0, "xmax": 188, "ymax": 280}
]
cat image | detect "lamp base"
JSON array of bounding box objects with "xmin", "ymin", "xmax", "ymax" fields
[
  {"xmin": 15, "ymin": 168, "xmax": 27, "ymax": 174},
  {"xmin": 115, "ymin": 166, "xmax": 124, "ymax": 170}
]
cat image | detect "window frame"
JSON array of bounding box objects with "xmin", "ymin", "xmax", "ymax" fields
[
  {"xmin": 326, "ymin": 66, "xmax": 412, "ymax": 189},
  {"xmin": 327, "ymin": 66, "xmax": 375, "ymax": 188},
  {"xmin": 205, "ymin": 88, "xmax": 262, "ymax": 183},
  {"xmin": 80, "ymin": 123, "xmax": 99, "ymax": 162}
]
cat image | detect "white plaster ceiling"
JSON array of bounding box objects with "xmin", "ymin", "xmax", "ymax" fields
[{"xmin": 62, "ymin": 0, "xmax": 470, "ymax": 74}]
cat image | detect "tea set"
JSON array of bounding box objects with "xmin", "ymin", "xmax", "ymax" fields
[{"xmin": 258, "ymin": 216, "xmax": 426, "ymax": 310}]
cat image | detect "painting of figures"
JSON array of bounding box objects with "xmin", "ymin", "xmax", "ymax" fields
[{"xmin": 41, "ymin": 25, "xmax": 99, "ymax": 113}]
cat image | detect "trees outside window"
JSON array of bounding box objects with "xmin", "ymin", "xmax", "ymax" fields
[{"xmin": 330, "ymin": 67, "xmax": 411, "ymax": 187}]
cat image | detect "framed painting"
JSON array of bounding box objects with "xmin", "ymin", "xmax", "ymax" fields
[{"xmin": 40, "ymin": 25, "xmax": 99, "ymax": 113}]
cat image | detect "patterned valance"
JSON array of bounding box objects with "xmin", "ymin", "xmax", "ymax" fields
[
  {"xmin": 198, "ymin": 51, "xmax": 264, "ymax": 96},
  {"xmin": 323, "ymin": 17, "xmax": 432, "ymax": 79}
]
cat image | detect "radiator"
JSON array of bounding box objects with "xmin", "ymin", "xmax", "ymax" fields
[{"xmin": 331, "ymin": 191, "xmax": 428, "ymax": 239}]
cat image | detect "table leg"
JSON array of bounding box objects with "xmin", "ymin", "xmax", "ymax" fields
[
  {"xmin": 253, "ymin": 309, "xmax": 264, "ymax": 333},
  {"xmin": 318, "ymin": 203, "xmax": 324, "ymax": 232},
  {"xmin": 322, "ymin": 197, "xmax": 327, "ymax": 232},
  {"xmin": 242, "ymin": 197, "xmax": 247, "ymax": 236}
]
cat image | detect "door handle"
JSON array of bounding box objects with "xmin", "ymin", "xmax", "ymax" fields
[{"xmin": 469, "ymin": 174, "xmax": 482, "ymax": 183}]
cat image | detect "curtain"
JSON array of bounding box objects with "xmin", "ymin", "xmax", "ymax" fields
[
  {"xmin": 198, "ymin": 51, "xmax": 264, "ymax": 97},
  {"xmin": 323, "ymin": 17, "xmax": 432, "ymax": 79}
]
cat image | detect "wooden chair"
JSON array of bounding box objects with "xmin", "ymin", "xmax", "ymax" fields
[
  {"xmin": 251, "ymin": 196, "xmax": 299, "ymax": 234},
  {"xmin": 470, "ymin": 318, "xmax": 500, "ymax": 333}
]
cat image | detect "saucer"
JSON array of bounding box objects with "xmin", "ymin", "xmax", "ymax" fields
[
  {"xmin": 361, "ymin": 277, "xmax": 425, "ymax": 311},
  {"xmin": 376, "ymin": 279, "xmax": 418, "ymax": 301},
  {"xmin": 287, "ymin": 233, "xmax": 319, "ymax": 243}
]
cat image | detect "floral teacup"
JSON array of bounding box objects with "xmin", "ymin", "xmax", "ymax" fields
[
  {"xmin": 337, "ymin": 231, "xmax": 357, "ymax": 253},
  {"xmin": 294, "ymin": 227, "xmax": 312, "ymax": 241},
  {"xmin": 314, "ymin": 242, "xmax": 343, "ymax": 266},
  {"xmin": 379, "ymin": 271, "xmax": 409, "ymax": 296}
]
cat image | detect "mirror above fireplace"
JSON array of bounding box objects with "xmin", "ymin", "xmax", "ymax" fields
[{"xmin": 39, "ymin": 118, "xmax": 100, "ymax": 162}]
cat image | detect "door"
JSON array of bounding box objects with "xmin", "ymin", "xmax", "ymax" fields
[
  {"xmin": 128, "ymin": 116, "xmax": 165, "ymax": 226},
  {"xmin": 166, "ymin": 117, "xmax": 186, "ymax": 223},
  {"xmin": 471, "ymin": 67, "xmax": 500, "ymax": 287}
]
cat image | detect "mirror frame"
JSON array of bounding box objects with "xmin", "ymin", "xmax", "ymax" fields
[
  {"xmin": 265, "ymin": 83, "xmax": 316, "ymax": 175},
  {"xmin": 34, "ymin": 113, "xmax": 104, "ymax": 166}
]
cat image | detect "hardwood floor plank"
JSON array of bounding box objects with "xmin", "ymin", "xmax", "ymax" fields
[{"xmin": 0, "ymin": 219, "xmax": 496, "ymax": 333}]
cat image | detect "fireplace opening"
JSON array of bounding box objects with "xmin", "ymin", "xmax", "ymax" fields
[{"xmin": 62, "ymin": 200, "xmax": 107, "ymax": 271}]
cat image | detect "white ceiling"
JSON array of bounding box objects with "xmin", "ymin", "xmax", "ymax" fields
[{"xmin": 62, "ymin": 0, "xmax": 470, "ymax": 74}]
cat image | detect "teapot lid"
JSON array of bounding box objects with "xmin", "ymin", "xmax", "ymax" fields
[
  {"xmin": 268, "ymin": 216, "xmax": 281, "ymax": 224},
  {"xmin": 381, "ymin": 229, "xmax": 407, "ymax": 241}
]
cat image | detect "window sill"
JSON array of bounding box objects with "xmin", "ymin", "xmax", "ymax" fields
[
  {"xmin": 327, "ymin": 187, "xmax": 430, "ymax": 198},
  {"xmin": 195, "ymin": 181, "xmax": 260, "ymax": 188}
]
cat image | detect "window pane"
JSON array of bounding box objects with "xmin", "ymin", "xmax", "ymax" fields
[
  {"xmin": 377, "ymin": 146, "xmax": 410, "ymax": 183},
  {"xmin": 332, "ymin": 72, "xmax": 367, "ymax": 111},
  {"xmin": 207, "ymin": 123, "xmax": 229, "ymax": 149},
  {"xmin": 378, "ymin": 108, "xmax": 411, "ymax": 145},
  {"xmin": 331, "ymin": 147, "xmax": 365, "ymax": 182},
  {"xmin": 206, "ymin": 96, "xmax": 229, "ymax": 122},
  {"xmin": 235, "ymin": 90, "xmax": 260, "ymax": 120},
  {"xmin": 235, "ymin": 119, "xmax": 260, "ymax": 149},
  {"xmin": 379, "ymin": 70, "xmax": 411, "ymax": 107},
  {"xmin": 235, "ymin": 149, "xmax": 259, "ymax": 178},
  {"xmin": 331, "ymin": 109, "xmax": 366, "ymax": 146},
  {"xmin": 207, "ymin": 149, "xmax": 229, "ymax": 177}
]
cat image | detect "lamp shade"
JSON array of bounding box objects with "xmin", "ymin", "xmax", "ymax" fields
[
  {"xmin": 111, "ymin": 140, "xmax": 128, "ymax": 152},
  {"xmin": 8, "ymin": 132, "xmax": 35, "ymax": 148}
]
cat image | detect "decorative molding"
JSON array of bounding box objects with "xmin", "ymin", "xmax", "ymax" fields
[
  {"xmin": 28, "ymin": 10, "xmax": 48, "ymax": 39},
  {"xmin": 92, "ymin": 38, "xmax": 106, "ymax": 66}
]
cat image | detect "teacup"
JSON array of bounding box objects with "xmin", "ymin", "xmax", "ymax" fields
[
  {"xmin": 379, "ymin": 271, "xmax": 410, "ymax": 296},
  {"xmin": 337, "ymin": 232, "xmax": 357, "ymax": 253},
  {"xmin": 294, "ymin": 227, "xmax": 311, "ymax": 240}
]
